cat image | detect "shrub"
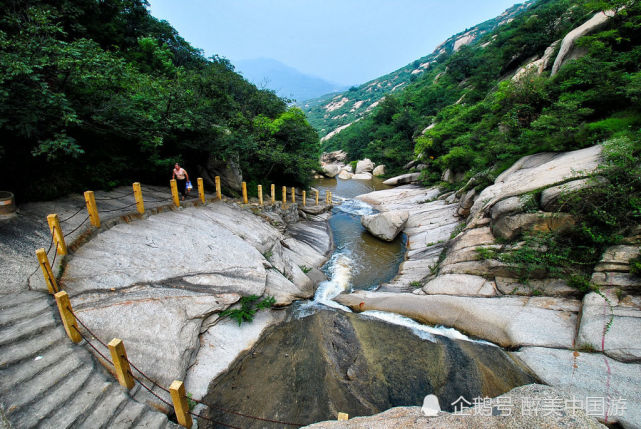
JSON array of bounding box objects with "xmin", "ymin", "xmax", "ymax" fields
[{"xmin": 220, "ymin": 295, "xmax": 276, "ymax": 326}]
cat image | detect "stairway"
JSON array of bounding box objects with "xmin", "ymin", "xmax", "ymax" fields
[{"xmin": 0, "ymin": 290, "xmax": 178, "ymax": 428}]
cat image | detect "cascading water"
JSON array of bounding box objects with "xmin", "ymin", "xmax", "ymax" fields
[
  {"xmin": 298, "ymin": 178, "xmax": 489, "ymax": 344},
  {"xmin": 204, "ymin": 178, "xmax": 536, "ymax": 428}
]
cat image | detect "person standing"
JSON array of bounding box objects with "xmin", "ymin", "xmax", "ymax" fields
[{"xmin": 172, "ymin": 163, "xmax": 190, "ymax": 200}]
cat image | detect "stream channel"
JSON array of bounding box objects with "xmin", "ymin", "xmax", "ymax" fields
[{"xmin": 203, "ymin": 178, "xmax": 535, "ymax": 428}]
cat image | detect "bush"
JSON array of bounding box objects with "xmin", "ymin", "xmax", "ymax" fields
[{"xmin": 219, "ymin": 295, "xmax": 276, "ymax": 326}]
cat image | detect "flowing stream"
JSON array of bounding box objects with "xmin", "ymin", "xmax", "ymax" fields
[{"xmin": 203, "ymin": 178, "xmax": 536, "ymax": 428}]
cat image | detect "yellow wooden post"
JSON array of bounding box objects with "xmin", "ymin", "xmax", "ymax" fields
[
  {"xmin": 170, "ymin": 179, "xmax": 180, "ymax": 207},
  {"xmin": 54, "ymin": 291, "xmax": 81, "ymax": 343},
  {"xmin": 242, "ymin": 182, "xmax": 248, "ymax": 204},
  {"xmin": 215, "ymin": 176, "xmax": 222, "ymax": 200},
  {"xmin": 302, "ymin": 190, "xmax": 306, "ymax": 207},
  {"xmin": 170, "ymin": 380, "xmax": 193, "ymax": 428},
  {"xmin": 291, "ymin": 187, "xmax": 296, "ymax": 203},
  {"xmin": 329, "ymin": 191, "xmax": 333, "ymax": 205},
  {"xmin": 271, "ymin": 184, "xmax": 275, "ymax": 204},
  {"xmin": 326, "ymin": 191, "xmax": 330, "ymax": 204},
  {"xmin": 84, "ymin": 191, "xmax": 100, "ymax": 228},
  {"xmin": 258, "ymin": 185, "xmax": 263, "ymax": 206},
  {"xmin": 133, "ymin": 182, "xmax": 144, "ymax": 214},
  {"xmin": 338, "ymin": 412, "xmax": 349, "ymax": 421},
  {"xmin": 108, "ymin": 338, "xmax": 135, "ymax": 390},
  {"xmin": 315, "ymin": 190, "xmax": 319, "ymax": 206},
  {"xmin": 197, "ymin": 178, "xmax": 205, "ymax": 203},
  {"xmin": 47, "ymin": 214, "xmax": 67, "ymax": 256},
  {"xmin": 282, "ymin": 186, "xmax": 287, "ymax": 205},
  {"xmin": 36, "ymin": 248, "xmax": 58, "ymax": 294}
]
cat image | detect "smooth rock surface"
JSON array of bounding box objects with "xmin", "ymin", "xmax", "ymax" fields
[
  {"xmin": 514, "ymin": 347, "xmax": 641, "ymax": 428},
  {"xmin": 355, "ymin": 158, "xmax": 374, "ymax": 174},
  {"xmin": 307, "ymin": 384, "xmax": 606, "ymax": 429},
  {"xmin": 351, "ymin": 172, "xmax": 373, "ymax": 180},
  {"xmin": 470, "ymin": 145, "xmax": 602, "ymax": 218},
  {"xmin": 492, "ymin": 212, "xmax": 576, "ymax": 240},
  {"xmin": 551, "ymin": 11, "xmax": 613, "ymax": 75},
  {"xmin": 383, "ymin": 173, "xmax": 421, "ymax": 186},
  {"xmin": 205, "ymin": 310, "xmax": 535, "ymax": 428},
  {"xmin": 423, "ymin": 274, "xmax": 496, "ymax": 297},
  {"xmin": 337, "ymin": 170, "xmax": 353, "ymax": 180},
  {"xmin": 184, "ymin": 309, "xmax": 286, "ymax": 400},
  {"xmin": 372, "ymin": 165, "xmax": 385, "ymax": 176},
  {"xmin": 61, "ymin": 202, "xmax": 331, "ymax": 396},
  {"xmin": 495, "ymin": 277, "xmax": 578, "ymax": 297},
  {"xmin": 361, "ymin": 210, "xmax": 409, "ymax": 242},
  {"xmin": 321, "ymin": 163, "xmax": 342, "ymax": 178},
  {"xmin": 335, "ymin": 291, "xmax": 579, "ymax": 348},
  {"xmin": 577, "ymin": 291, "xmax": 641, "ymax": 362},
  {"xmin": 540, "ymin": 177, "xmax": 608, "ymax": 211}
]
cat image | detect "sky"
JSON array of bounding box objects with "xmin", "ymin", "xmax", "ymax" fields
[{"xmin": 148, "ymin": 0, "xmax": 521, "ymax": 86}]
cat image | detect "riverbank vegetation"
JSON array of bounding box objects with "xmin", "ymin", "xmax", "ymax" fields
[{"xmin": 0, "ymin": 0, "xmax": 319, "ymax": 201}]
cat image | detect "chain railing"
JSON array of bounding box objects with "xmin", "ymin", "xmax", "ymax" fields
[{"xmin": 30, "ymin": 177, "xmax": 337, "ymax": 428}]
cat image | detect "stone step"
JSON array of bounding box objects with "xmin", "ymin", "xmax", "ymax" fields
[
  {"xmin": 0, "ymin": 294, "xmax": 53, "ymax": 327},
  {"xmin": 109, "ymin": 399, "xmax": 147, "ymax": 427},
  {"xmin": 136, "ymin": 409, "xmax": 174, "ymax": 428},
  {"xmin": 7, "ymin": 362, "xmax": 93, "ymax": 427},
  {"xmin": 3, "ymin": 352, "xmax": 85, "ymax": 413},
  {"xmin": 0, "ymin": 325, "xmax": 66, "ymax": 368},
  {"xmin": 0, "ymin": 290, "xmax": 48, "ymax": 309},
  {"xmin": 0, "ymin": 341, "xmax": 73, "ymax": 392},
  {"xmin": 40, "ymin": 371, "xmax": 112, "ymax": 429},
  {"xmin": 0, "ymin": 311, "xmax": 57, "ymax": 347},
  {"xmin": 78, "ymin": 383, "xmax": 129, "ymax": 428}
]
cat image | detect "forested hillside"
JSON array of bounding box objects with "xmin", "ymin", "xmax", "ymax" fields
[
  {"xmin": 0, "ymin": 0, "xmax": 319, "ymax": 201},
  {"xmin": 322, "ymin": 0, "xmax": 640, "ymax": 177},
  {"xmin": 302, "ymin": 1, "xmax": 534, "ymax": 140}
]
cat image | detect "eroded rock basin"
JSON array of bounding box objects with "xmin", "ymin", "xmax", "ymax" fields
[{"xmin": 203, "ymin": 310, "xmax": 536, "ymax": 428}]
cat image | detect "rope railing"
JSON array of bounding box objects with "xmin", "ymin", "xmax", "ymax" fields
[
  {"xmin": 59, "ymin": 206, "xmax": 87, "ymax": 223},
  {"xmin": 63, "ymin": 215, "xmax": 90, "ymax": 237},
  {"xmin": 32, "ymin": 176, "xmax": 337, "ymax": 428}
]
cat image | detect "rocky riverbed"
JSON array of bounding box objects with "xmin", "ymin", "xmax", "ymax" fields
[{"xmin": 330, "ymin": 144, "xmax": 641, "ymax": 429}]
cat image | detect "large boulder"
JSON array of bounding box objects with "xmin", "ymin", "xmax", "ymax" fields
[
  {"xmin": 456, "ymin": 189, "xmax": 476, "ymax": 217},
  {"xmin": 372, "ymin": 165, "xmax": 385, "ymax": 176},
  {"xmin": 352, "ymin": 172, "xmax": 373, "ymax": 180},
  {"xmin": 551, "ymin": 11, "xmax": 614, "ymax": 76},
  {"xmin": 321, "ymin": 163, "xmax": 342, "ymax": 178},
  {"xmin": 540, "ymin": 177, "xmax": 608, "ymax": 211},
  {"xmin": 355, "ymin": 159, "xmax": 374, "ymax": 174},
  {"xmin": 320, "ymin": 150, "xmax": 347, "ymax": 164},
  {"xmin": 469, "ymin": 145, "xmax": 603, "ymax": 218},
  {"xmin": 490, "ymin": 194, "xmax": 536, "ymax": 220},
  {"xmin": 492, "ymin": 212, "xmax": 576, "ymax": 240},
  {"xmin": 337, "ymin": 170, "xmax": 353, "ymax": 180},
  {"xmin": 204, "ymin": 310, "xmax": 536, "ymax": 428},
  {"xmin": 198, "ymin": 155, "xmax": 243, "ymax": 192},
  {"xmin": 383, "ymin": 173, "xmax": 421, "ymax": 186},
  {"xmin": 336, "ymin": 291, "xmax": 580, "ymax": 349},
  {"xmin": 361, "ymin": 211, "xmax": 409, "ymax": 241},
  {"xmin": 441, "ymin": 169, "xmax": 465, "ymax": 184}
]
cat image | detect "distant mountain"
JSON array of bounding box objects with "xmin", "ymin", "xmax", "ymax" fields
[
  {"xmin": 302, "ymin": 1, "xmax": 534, "ymax": 139},
  {"xmin": 234, "ymin": 58, "xmax": 348, "ymax": 102}
]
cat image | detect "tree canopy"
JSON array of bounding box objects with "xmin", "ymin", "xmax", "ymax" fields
[{"xmin": 0, "ymin": 0, "xmax": 319, "ymax": 201}]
